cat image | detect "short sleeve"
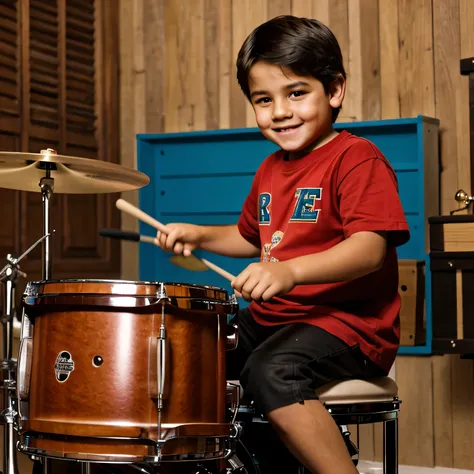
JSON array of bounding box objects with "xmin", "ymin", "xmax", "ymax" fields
[{"xmin": 337, "ymin": 149, "xmax": 410, "ymax": 247}]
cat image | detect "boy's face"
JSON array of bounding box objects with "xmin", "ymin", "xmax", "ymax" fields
[{"xmin": 248, "ymin": 62, "xmax": 345, "ymax": 158}]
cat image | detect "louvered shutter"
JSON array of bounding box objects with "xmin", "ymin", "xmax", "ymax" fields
[{"xmin": 19, "ymin": 0, "xmax": 120, "ymax": 278}]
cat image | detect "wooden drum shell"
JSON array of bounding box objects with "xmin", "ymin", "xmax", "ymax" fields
[{"xmin": 17, "ymin": 279, "xmax": 237, "ymax": 462}]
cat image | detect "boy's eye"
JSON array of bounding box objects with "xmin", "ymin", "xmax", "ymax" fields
[
  {"xmin": 290, "ymin": 90, "xmax": 306, "ymax": 98},
  {"xmin": 255, "ymin": 97, "xmax": 271, "ymax": 104}
]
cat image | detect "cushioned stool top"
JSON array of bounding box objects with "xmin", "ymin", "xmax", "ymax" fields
[{"xmin": 316, "ymin": 377, "xmax": 398, "ymax": 405}]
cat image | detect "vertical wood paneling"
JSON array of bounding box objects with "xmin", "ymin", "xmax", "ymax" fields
[
  {"xmin": 432, "ymin": 356, "xmax": 454, "ymax": 467},
  {"xmin": 398, "ymin": 0, "xmax": 435, "ymax": 118},
  {"xmin": 433, "ymin": 0, "xmax": 461, "ymax": 215},
  {"xmin": 204, "ymin": 0, "xmax": 219, "ymax": 130},
  {"xmin": 311, "ymin": 0, "xmax": 330, "ymax": 25},
  {"xmin": 230, "ymin": 0, "xmax": 248, "ymax": 128},
  {"xmin": 379, "ymin": 0, "xmax": 400, "ymax": 119},
  {"xmin": 451, "ymin": 357, "xmax": 474, "ymax": 469},
  {"xmin": 245, "ymin": 0, "xmax": 268, "ymax": 127},
  {"xmin": 267, "ymin": 0, "xmax": 291, "ymax": 19},
  {"xmin": 458, "ymin": 0, "xmax": 474, "ymax": 198},
  {"xmin": 119, "ymin": 0, "xmax": 140, "ymax": 279},
  {"xmin": 218, "ymin": 0, "xmax": 232, "ymax": 129},
  {"xmin": 328, "ymin": 0, "xmax": 350, "ymax": 122},
  {"xmin": 397, "ymin": 357, "xmax": 435, "ymax": 467},
  {"xmin": 290, "ymin": 0, "xmax": 314, "ymax": 18},
  {"xmin": 144, "ymin": 0, "xmax": 165, "ymax": 133},
  {"xmin": 164, "ymin": 0, "xmax": 205, "ymax": 132},
  {"xmin": 346, "ymin": 0, "xmax": 381, "ymax": 121}
]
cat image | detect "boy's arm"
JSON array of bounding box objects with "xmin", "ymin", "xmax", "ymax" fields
[
  {"xmin": 199, "ymin": 224, "xmax": 261, "ymax": 258},
  {"xmin": 157, "ymin": 223, "xmax": 261, "ymax": 258},
  {"xmin": 232, "ymin": 231, "xmax": 386, "ymax": 301},
  {"xmin": 289, "ymin": 231, "xmax": 386, "ymax": 284}
]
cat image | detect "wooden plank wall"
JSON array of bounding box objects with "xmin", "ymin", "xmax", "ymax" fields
[{"xmin": 119, "ymin": 0, "xmax": 474, "ymax": 468}]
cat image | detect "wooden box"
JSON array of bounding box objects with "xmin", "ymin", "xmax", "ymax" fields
[
  {"xmin": 398, "ymin": 260, "xmax": 425, "ymax": 346},
  {"xmin": 429, "ymin": 216, "xmax": 474, "ymax": 354},
  {"xmin": 430, "ymin": 215, "xmax": 474, "ymax": 252}
]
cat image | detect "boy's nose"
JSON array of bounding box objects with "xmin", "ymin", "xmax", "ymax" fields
[{"xmin": 272, "ymin": 100, "xmax": 292, "ymax": 120}]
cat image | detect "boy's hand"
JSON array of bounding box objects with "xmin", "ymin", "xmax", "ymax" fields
[
  {"xmin": 155, "ymin": 223, "xmax": 203, "ymax": 256},
  {"xmin": 231, "ymin": 262, "xmax": 296, "ymax": 302}
]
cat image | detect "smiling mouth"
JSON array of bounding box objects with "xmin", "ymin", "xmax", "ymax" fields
[{"xmin": 273, "ymin": 124, "xmax": 302, "ymax": 133}]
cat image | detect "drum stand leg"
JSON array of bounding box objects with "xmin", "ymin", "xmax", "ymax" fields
[
  {"xmin": 81, "ymin": 463, "xmax": 91, "ymax": 474},
  {"xmin": 0, "ymin": 234, "xmax": 52, "ymax": 474},
  {"xmin": 0, "ymin": 261, "xmax": 23, "ymax": 474}
]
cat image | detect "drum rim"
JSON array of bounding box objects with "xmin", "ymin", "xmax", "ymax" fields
[{"xmin": 26, "ymin": 278, "xmax": 230, "ymax": 293}]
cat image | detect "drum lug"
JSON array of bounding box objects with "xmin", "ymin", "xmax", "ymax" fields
[{"xmin": 156, "ymin": 283, "xmax": 168, "ymax": 302}]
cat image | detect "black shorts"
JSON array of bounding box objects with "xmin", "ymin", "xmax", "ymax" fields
[{"xmin": 226, "ymin": 308, "xmax": 386, "ymax": 415}]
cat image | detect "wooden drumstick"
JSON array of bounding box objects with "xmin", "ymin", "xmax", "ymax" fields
[{"xmin": 115, "ymin": 198, "xmax": 237, "ymax": 283}]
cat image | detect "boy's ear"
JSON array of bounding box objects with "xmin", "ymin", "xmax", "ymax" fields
[{"xmin": 328, "ymin": 74, "xmax": 345, "ymax": 109}]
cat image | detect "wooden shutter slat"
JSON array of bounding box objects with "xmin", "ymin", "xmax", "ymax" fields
[
  {"xmin": 0, "ymin": 99, "xmax": 19, "ymax": 116},
  {"xmin": 66, "ymin": 49, "xmax": 94, "ymax": 65},
  {"xmin": 0, "ymin": 81, "xmax": 18, "ymax": 101},
  {"xmin": 30, "ymin": 10, "xmax": 57, "ymax": 27},
  {"xmin": 30, "ymin": 41, "xmax": 58, "ymax": 60},
  {"xmin": 31, "ymin": 92, "xmax": 57, "ymax": 108},
  {"xmin": 0, "ymin": 16, "xmax": 16, "ymax": 35},
  {"xmin": 0, "ymin": 4, "xmax": 16, "ymax": 21},
  {"xmin": 0, "ymin": 52, "xmax": 16, "ymax": 69},
  {"xmin": 30, "ymin": 1, "xmax": 58, "ymax": 17},
  {"xmin": 31, "ymin": 23, "xmax": 58, "ymax": 40},
  {"xmin": 66, "ymin": 87, "xmax": 93, "ymax": 104},
  {"xmin": 66, "ymin": 132, "xmax": 96, "ymax": 149},
  {"xmin": 66, "ymin": 17, "xmax": 94, "ymax": 35},
  {"xmin": 66, "ymin": 37, "xmax": 94, "ymax": 55},
  {"xmin": 0, "ymin": 62, "xmax": 18, "ymax": 79},
  {"xmin": 66, "ymin": 4, "xmax": 95, "ymax": 24},
  {"xmin": 0, "ymin": 28, "xmax": 16, "ymax": 47},
  {"xmin": 30, "ymin": 71, "xmax": 59, "ymax": 87},
  {"xmin": 67, "ymin": 0, "xmax": 94, "ymax": 14},
  {"xmin": 66, "ymin": 59, "xmax": 94, "ymax": 75},
  {"xmin": 67, "ymin": 99, "xmax": 94, "ymax": 112},
  {"xmin": 66, "ymin": 69, "xmax": 94, "ymax": 84},
  {"xmin": 0, "ymin": 41, "xmax": 17, "ymax": 60},
  {"xmin": 67, "ymin": 79, "xmax": 94, "ymax": 93},
  {"xmin": 30, "ymin": 107, "xmax": 58, "ymax": 126},
  {"xmin": 66, "ymin": 30, "xmax": 94, "ymax": 45}
]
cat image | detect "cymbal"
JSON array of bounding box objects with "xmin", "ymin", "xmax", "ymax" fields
[{"xmin": 0, "ymin": 149, "xmax": 149, "ymax": 194}]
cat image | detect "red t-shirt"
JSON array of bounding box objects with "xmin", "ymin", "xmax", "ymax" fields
[{"xmin": 238, "ymin": 130, "xmax": 410, "ymax": 372}]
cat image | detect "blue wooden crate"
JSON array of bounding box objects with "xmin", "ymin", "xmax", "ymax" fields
[{"xmin": 137, "ymin": 115, "xmax": 439, "ymax": 354}]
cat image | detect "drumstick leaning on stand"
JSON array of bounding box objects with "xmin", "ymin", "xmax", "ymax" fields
[{"xmin": 115, "ymin": 198, "xmax": 242, "ymax": 296}]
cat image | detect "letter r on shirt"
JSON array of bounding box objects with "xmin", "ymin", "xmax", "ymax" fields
[{"xmin": 259, "ymin": 192, "xmax": 271, "ymax": 224}]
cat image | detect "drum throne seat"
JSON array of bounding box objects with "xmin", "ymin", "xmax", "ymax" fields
[
  {"xmin": 316, "ymin": 376, "xmax": 400, "ymax": 474},
  {"xmin": 229, "ymin": 376, "xmax": 400, "ymax": 474}
]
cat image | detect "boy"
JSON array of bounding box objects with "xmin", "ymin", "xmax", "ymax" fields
[{"xmin": 157, "ymin": 16, "xmax": 409, "ymax": 474}]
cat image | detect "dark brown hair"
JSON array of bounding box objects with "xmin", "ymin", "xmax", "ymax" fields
[{"xmin": 236, "ymin": 15, "xmax": 346, "ymax": 122}]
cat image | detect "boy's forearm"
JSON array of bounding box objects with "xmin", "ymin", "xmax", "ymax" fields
[
  {"xmin": 199, "ymin": 225, "xmax": 261, "ymax": 258},
  {"xmin": 287, "ymin": 231, "xmax": 387, "ymax": 285}
]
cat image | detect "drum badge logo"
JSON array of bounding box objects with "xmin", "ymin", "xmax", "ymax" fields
[{"xmin": 54, "ymin": 351, "xmax": 75, "ymax": 383}]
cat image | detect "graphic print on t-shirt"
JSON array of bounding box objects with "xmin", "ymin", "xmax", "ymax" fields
[
  {"xmin": 259, "ymin": 192, "xmax": 271, "ymax": 225},
  {"xmin": 262, "ymin": 230, "xmax": 284, "ymax": 262},
  {"xmin": 289, "ymin": 188, "xmax": 322, "ymax": 222}
]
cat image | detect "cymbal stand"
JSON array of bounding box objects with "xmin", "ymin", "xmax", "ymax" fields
[
  {"xmin": 39, "ymin": 160, "xmax": 55, "ymax": 281},
  {"xmin": 0, "ymin": 234, "xmax": 50, "ymax": 474}
]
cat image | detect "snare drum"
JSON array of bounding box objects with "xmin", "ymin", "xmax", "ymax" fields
[{"xmin": 16, "ymin": 279, "xmax": 238, "ymax": 463}]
